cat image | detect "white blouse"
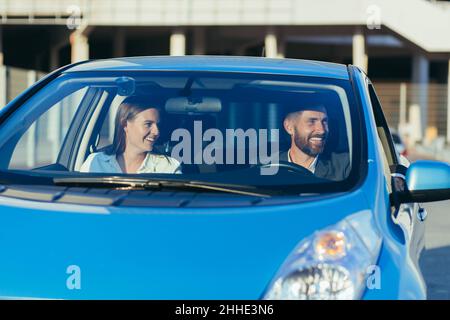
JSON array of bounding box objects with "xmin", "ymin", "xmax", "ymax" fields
[{"xmin": 79, "ymin": 152, "xmax": 182, "ymax": 174}]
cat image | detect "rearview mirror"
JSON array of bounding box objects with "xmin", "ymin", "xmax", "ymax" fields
[
  {"xmin": 165, "ymin": 97, "xmax": 222, "ymax": 114},
  {"xmin": 395, "ymin": 160, "xmax": 450, "ymax": 204}
]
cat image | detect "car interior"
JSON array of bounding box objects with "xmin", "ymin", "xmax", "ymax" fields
[{"xmin": 2, "ymin": 75, "xmax": 352, "ymax": 180}]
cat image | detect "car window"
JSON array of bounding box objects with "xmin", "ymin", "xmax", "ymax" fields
[
  {"xmin": 367, "ymin": 83, "xmax": 398, "ymax": 167},
  {"xmin": 367, "ymin": 82, "xmax": 398, "ymax": 193},
  {"xmin": 0, "ymin": 71, "xmax": 365, "ymax": 194},
  {"xmin": 8, "ymin": 87, "xmax": 88, "ymax": 170}
]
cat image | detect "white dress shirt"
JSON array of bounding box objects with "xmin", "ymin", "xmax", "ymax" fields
[
  {"xmin": 80, "ymin": 152, "xmax": 182, "ymax": 174},
  {"xmin": 287, "ymin": 149, "xmax": 318, "ymax": 174}
]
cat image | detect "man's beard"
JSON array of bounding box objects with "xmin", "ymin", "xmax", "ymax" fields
[{"xmin": 294, "ymin": 129, "xmax": 328, "ymax": 157}]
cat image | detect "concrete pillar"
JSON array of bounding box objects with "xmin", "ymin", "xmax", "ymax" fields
[
  {"xmin": 398, "ymin": 82, "xmax": 411, "ymax": 144},
  {"xmin": 49, "ymin": 105, "xmax": 62, "ymax": 161},
  {"xmin": 70, "ymin": 30, "xmax": 89, "ymax": 63},
  {"xmin": 0, "ymin": 25, "xmax": 3, "ymax": 66},
  {"xmin": 26, "ymin": 122, "xmax": 37, "ymax": 168},
  {"xmin": 265, "ymin": 29, "xmax": 278, "ymax": 58},
  {"xmin": 409, "ymin": 104, "xmax": 422, "ymax": 145},
  {"xmin": 411, "ymin": 53, "xmax": 429, "ymax": 140},
  {"xmin": 0, "ymin": 25, "xmax": 6, "ymax": 109},
  {"xmin": 0, "ymin": 66, "xmax": 5, "ymax": 108},
  {"xmin": 267, "ymin": 103, "xmax": 279, "ymax": 142},
  {"xmin": 113, "ymin": 28, "xmax": 126, "ymax": 57},
  {"xmin": 399, "ymin": 82, "xmax": 407, "ymax": 126},
  {"xmin": 352, "ymin": 28, "xmax": 368, "ymax": 73},
  {"xmin": 447, "ymin": 59, "xmax": 450, "ymax": 143},
  {"xmin": 193, "ymin": 28, "xmax": 206, "ymax": 55},
  {"xmin": 26, "ymin": 71, "xmax": 38, "ymax": 167},
  {"xmin": 170, "ymin": 28, "xmax": 186, "ymax": 56}
]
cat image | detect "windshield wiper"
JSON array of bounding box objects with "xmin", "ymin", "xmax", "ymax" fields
[{"xmin": 54, "ymin": 176, "xmax": 272, "ymax": 198}]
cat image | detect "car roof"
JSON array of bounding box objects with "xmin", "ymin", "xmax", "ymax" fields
[{"xmin": 63, "ymin": 56, "xmax": 350, "ymax": 80}]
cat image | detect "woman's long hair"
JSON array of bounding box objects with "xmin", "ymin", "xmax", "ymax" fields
[{"xmin": 105, "ymin": 96, "xmax": 162, "ymax": 156}]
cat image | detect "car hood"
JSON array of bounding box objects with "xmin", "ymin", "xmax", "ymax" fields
[{"xmin": 0, "ymin": 191, "xmax": 370, "ymax": 299}]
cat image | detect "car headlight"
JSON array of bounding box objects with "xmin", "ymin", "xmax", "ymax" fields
[{"xmin": 264, "ymin": 210, "xmax": 382, "ymax": 300}]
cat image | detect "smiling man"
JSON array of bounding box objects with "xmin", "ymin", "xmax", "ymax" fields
[{"xmin": 281, "ymin": 104, "xmax": 350, "ymax": 181}]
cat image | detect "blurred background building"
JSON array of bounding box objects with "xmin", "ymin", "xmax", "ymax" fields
[{"xmin": 0, "ymin": 0, "xmax": 449, "ymax": 160}]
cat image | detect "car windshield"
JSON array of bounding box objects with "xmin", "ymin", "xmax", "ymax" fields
[{"xmin": 0, "ymin": 71, "xmax": 364, "ymax": 194}]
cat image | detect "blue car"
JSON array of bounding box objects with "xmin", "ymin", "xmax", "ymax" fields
[{"xmin": 0, "ymin": 56, "xmax": 449, "ymax": 300}]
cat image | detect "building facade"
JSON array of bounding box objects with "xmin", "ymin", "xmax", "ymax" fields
[{"xmin": 0, "ymin": 0, "xmax": 449, "ymax": 143}]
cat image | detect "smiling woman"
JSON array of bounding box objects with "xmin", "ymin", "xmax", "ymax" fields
[{"xmin": 80, "ymin": 96, "xmax": 182, "ymax": 174}]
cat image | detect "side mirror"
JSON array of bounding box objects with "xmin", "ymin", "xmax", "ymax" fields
[{"xmin": 395, "ymin": 160, "xmax": 450, "ymax": 204}]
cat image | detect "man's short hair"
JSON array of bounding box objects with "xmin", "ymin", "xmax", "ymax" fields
[{"xmin": 284, "ymin": 104, "xmax": 327, "ymax": 121}]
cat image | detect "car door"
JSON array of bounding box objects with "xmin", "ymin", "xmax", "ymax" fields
[{"xmin": 366, "ymin": 80, "xmax": 426, "ymax": 270}]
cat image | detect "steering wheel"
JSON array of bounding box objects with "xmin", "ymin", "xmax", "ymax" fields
[{"xmin": 256, "ymin": 161, "xmax": 315, "ymax": 176}]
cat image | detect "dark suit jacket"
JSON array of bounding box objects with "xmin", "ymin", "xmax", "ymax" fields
[{"xmin": 279, "ymin": 150, "xmax": 350, "ymax": 181}]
